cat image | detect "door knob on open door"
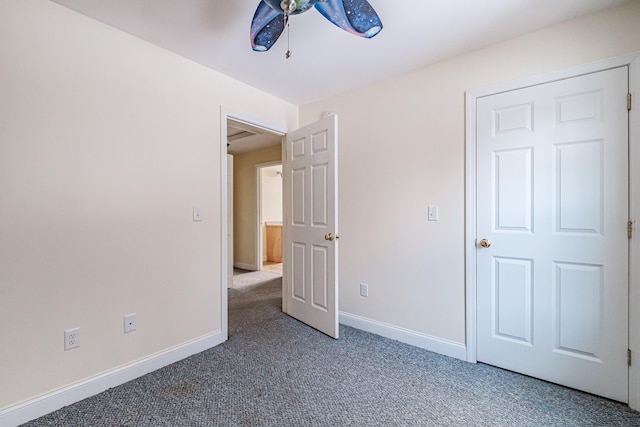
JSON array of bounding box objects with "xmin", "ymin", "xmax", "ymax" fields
[
  {"xmin": 479, "ymin": 239, "xmax": 491, "ymax": 248},
  {"xmin": 324, "ymin": 233, "xmax": 334, "ymax": 241}
]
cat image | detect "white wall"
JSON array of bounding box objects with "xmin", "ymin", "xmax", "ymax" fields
[
  {"xmin": 0, "ymin": 0, "xmax": 297, "ymax": 415},
  {"xmin": 261, "ymin": 165, "xmax": 283, "ymax": 223},
  {"xmin": 300, "ymin": 1, "xmax": 640, "ymax": 347},
  {"xmin": 260, "ymin": 165, "xmax": 282, "ymax": 262}
]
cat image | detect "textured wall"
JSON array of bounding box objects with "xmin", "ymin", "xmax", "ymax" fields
[
  {"xmin": 0, "ymin": 0, "xmax": 296, "ymax": 411},
  {"xmin": 300, "ymin": 1, "xmax": 640, "ymax": 344}
]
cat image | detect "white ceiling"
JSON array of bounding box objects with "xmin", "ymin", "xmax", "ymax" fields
[
  {"xmin": 226, "ymin": 120, "xmax": 282, "ymax": 155},
  {"xmin": 50, "ymin": 0, "xmax": 631, "ymax": 106}
]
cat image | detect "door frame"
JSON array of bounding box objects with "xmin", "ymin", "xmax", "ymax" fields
[
  {"xmin": 465, "ymin": 51, "xmax": 640, "ymax": 409},
  {"xmin": 256, "ymin": 161, "xmax": 283, "ymax": 272},
  {"xmin": 220, "ymin": 108, "xmax": 287, "ymax": 342}
]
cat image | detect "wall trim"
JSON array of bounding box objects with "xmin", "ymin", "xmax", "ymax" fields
[
  {"xmin": 340, "ymin": 312, "xmax": 467, "ymax": 361},
  {"xmin": 465, "ymin": 51, "xmax": 640, "ymax": 410},
  {"xmin": 628, "ymin": 54, "xmax": 640, "ymax": 412},
  {"xmin": 233, "ymin": 262, "xmax": 258, "ymax": 271},
  {"xmin": 0, "ymin": 331, "xmax": 224, "ymax": 427}
]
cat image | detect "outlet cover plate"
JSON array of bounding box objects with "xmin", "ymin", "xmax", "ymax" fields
[
  {"xmin": 64, "ymin": 327, "xmax": 80, "ymax": 350},
  {"xmin": 124, "ymin": 313, "xmax": 137, "ymax": 333},
  {"xmin": 360, "ymin": 283, "xmax": 369, "ymax": 297}
]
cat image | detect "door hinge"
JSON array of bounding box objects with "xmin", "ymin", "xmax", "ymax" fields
[
  {"xmin": 629, "ymin": 349, "xmax": 632, "ymax": 366},
  {"xmin": 628, "ymin": 93, "xmax": 632, "ymax": 111},
  {"xmin": 629, "ymin": 221, "xmax": 634, "ymax": 239}
]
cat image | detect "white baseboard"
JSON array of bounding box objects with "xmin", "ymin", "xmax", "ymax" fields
[
  {"xmin": 234, "ymin": 262, "xmax": 257, "ymax": 271},
  {"xmin": 339, "ymin": 312, "xmax": 467, "ymax": 361},
  {"xmin": 0, "ymin": 331, "xmax": 224, "ymax": 427}
]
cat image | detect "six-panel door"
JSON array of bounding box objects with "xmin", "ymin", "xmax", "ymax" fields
[
  {"xmin": 476, "ymin": 67, "xmax": 629, "ymax": 402},
  {"xmin": 283, "ymin": 114, "xmax": 339, "ymax": 339}
]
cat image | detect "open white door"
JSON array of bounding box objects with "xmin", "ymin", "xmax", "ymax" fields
[{"xmin": 283, "ymin": 114, "xmax": 339, "ymax": 339}]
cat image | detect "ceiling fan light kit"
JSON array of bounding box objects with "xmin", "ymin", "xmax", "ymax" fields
[{"xmin": 250, "ymin": 0, "xmax": 383, "ymax": 57}]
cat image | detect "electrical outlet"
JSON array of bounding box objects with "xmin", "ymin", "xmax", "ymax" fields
[
  {"xmin": 124, "ymin": 313, "xmax": 137, "ymax": 333},
  {"xmin": 64, "ymin": 327, "xmax": 80, "ymax": 350},
  {"xmin": 360, "ymin": 283, "xmax": 369, "ymax": 297}
]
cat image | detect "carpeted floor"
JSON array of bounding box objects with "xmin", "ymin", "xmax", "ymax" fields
[
  {"xmin": 232, "ymin": 268, "xmax": 281, "ymax": 289},
  {"xmin": 23, "ymin": 278, "xmax": 640, "ymax": 426}
]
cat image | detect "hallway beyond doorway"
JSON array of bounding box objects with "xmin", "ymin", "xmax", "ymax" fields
[
  {"xmin": 232, "ymin": 267, "xmax": 281, "ymax": 290},
  {"xmin": 262, "ymin": 261, "xmax": 282, "ymax": 275}
]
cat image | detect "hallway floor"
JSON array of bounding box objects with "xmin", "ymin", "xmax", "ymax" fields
[{"xmin": 261, "ymin": 261, "xmax": 282, "ymax": 275}]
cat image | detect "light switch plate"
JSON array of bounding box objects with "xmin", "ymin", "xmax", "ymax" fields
[
  {"xmin": 193, "ymin": 207, "xmax": 202, "ymax": 222},
  {"xmin": 428, "ymin": 206, "xmax": 439, "ymax": 221}
]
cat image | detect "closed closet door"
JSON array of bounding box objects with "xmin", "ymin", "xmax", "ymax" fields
[{"xmin": 476, "ymin": 67, "xmax": 629, "ymax": 402}]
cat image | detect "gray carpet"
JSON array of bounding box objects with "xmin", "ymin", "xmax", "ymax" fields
[
  {"xmin": 232, "ymin": 268, "xmax": 281, "ymax": 289},
  {"xmin": 23, "ymin": 278, "xmax": 640, "ymax": 426}
]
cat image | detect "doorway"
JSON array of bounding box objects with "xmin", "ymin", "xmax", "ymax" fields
[
  {"xmin": 220, "ymin": 110, "xmax": 341, "ymax": 341},
  {"xmin": 225, "ymin": 116, "xmax": 285, "ymax": 275},
  {"xmin": 220, "ymin": 111, "xmax": 287, "ymax": 341}
]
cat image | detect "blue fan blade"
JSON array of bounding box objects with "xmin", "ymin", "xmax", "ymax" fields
[
  {"xmin": 314, "ymin": 0, "xmax": 382, "ymax": 38},
  {"xmin": 250, "ymin": 1, "xmax": 285, "ymax": 51}
]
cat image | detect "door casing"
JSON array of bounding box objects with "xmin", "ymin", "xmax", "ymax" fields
[{"xmin": 465, "ymin": 51, "xmax": 640, "ymax": 410}]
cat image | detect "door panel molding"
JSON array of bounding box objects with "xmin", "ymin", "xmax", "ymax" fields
[
  {"xmin": 283, "ymin": 114, "xmax": 339, "ymax": 338},
  {"xmin": 465, "ymin": 51, "xmax": 640, "ymax": 409}
]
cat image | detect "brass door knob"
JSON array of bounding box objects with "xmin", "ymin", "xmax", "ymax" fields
[
  {"xmin": 324, "ymin": 233, "xmax": 334, "ymax": 241},
  {"xmin": 479, "ymin": 239, "xmax": 491, "ymax": 248}
]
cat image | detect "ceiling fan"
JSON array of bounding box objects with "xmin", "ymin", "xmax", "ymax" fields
[{"xmin": 250, "ymin": 0, "xmax": 383, "ymax": 57}]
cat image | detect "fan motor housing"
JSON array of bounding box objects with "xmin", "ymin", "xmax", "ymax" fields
[{"xmin": 263, "ymin": 0, "xmax": 319, "ymax": 15}]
